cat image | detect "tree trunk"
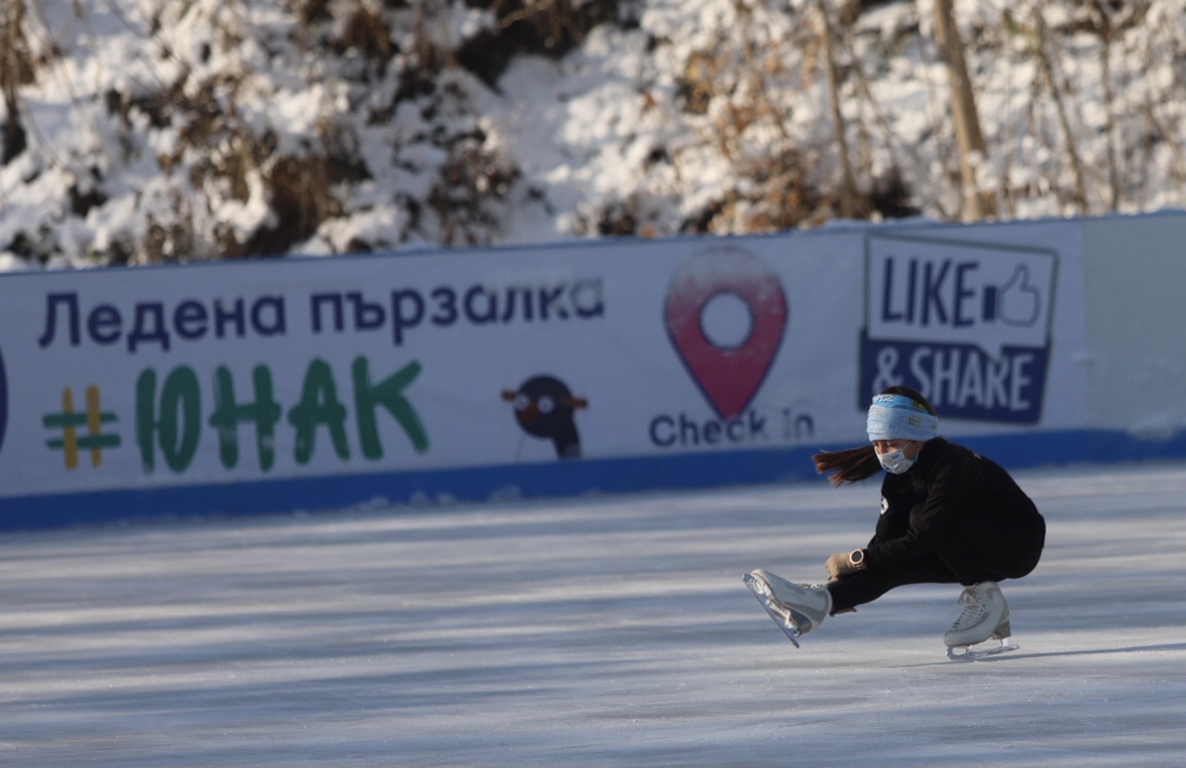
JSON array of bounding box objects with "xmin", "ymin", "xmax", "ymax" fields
[
  {"xmin": 930, "ymin": 0, "xmax": 997, "ymax": 220},
  {"xmin": 1091, "ymin": 1, "xmax": 1121, "ymax": 211},
  {"xmin": 1, "ymin": 0, "xmax": 29, "ymax": 165},
  {"xmin": 1032, "ymin": 5, "xmax": 1088, "ymax": 214},
  {"xmin": 818, "ymin": 0, "xmax": 860, "ymax": 218}
]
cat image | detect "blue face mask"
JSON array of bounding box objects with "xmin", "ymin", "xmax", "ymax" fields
[{"xmin": 877, "ymin": 448, "xmax": 914, "ymax": 474}]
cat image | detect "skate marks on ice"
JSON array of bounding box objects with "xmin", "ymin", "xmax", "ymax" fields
[
  {"xmin": 0, "ymin": 463, "xmax": 1183, "ymax": 766},
  {"xmin": 907, "ymin": 641, "xmax": 1186, "ymax": 666}
]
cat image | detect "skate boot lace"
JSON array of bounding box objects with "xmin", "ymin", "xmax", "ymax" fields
[{"xmin": 952, "ymin": 589, "xmax": 987, "ymax": 630}]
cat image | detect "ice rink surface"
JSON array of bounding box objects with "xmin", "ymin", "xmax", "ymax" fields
[{"xmin": 2, "ymin": 462, "xmax": 1183, "ymax": 767}]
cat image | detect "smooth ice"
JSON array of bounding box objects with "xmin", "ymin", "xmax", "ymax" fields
[{"xmin": 2, "ymin": 462, "xmax": 1183, "ymax": 766}]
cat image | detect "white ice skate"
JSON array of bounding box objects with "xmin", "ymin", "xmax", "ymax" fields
[
  {"xmin": 944, "ymin": 581, "xmax": 1019, "ymax": 661},
  {"xmin": 744, "ymin": 569, "xmax": 833, "ymax": 648}
]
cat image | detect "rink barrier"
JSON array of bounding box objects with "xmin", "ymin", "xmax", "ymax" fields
[
  {"xmin": 3, "ymin": 211, "xmax": 1184, "ymax": 531},
  {"xmin": 2, "ymin": 427, "xmax": 1181, "ymax": 530}
]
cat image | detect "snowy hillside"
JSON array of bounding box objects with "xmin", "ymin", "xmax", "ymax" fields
[{"xmin": 1, "ymin": 0, "xmax": 1183, "ymax": 269}]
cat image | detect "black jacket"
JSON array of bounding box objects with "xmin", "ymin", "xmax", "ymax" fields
[{"xmin": 864, "ymin": 438, "xmax": 1046, "ymax": 581}]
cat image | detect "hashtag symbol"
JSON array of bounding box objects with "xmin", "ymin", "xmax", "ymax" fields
[{"xmin": 44, "ymin": 386, "xmax": 121, "ymax": 469}]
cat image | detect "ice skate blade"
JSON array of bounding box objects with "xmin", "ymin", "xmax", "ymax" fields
[
  {"xmin": 946, "ymin": 637, "xmax": 1020, "ymax": 661},
  {"xmin": 743, "ymin": 573, "xmax": 801, "ymax": 648}
]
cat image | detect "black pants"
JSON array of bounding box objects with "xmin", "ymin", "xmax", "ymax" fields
[
  {"xmin": 827, "ymin": 556, "xmax": 960, "ymax": 613},
  {"xmin": 827, "ymin": 525, "xmax": 1044, "ymax": 614}
]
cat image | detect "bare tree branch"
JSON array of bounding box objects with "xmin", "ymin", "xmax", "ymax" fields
[
  {"xmin": 817, "ymin": 0, "xmax": 860, "ymax": 218},
  {"xmin": 930, "ymin": 0, "xmax": 997, "ymax": 220},
  {"xmin": 1031, "ymin": 4, "xmax": 1088, "ymax": 214}
]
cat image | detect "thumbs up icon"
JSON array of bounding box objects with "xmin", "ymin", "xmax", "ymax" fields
[{"xmin": 982, "ymin": 264, "xmax": 1041, "ymax": 327}]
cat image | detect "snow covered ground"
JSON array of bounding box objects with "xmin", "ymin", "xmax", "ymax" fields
[
  {"xmin": 1, "ymin": 461, "xmax": 1183, "ymax": 766},
  {"xmin": 3, "ymin": 1, "xmax": 1184, "ymax": 267}
]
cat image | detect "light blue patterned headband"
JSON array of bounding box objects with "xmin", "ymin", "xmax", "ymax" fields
[{"xmin": 866, "ymin": 394, "xmax": 938, "ymax": 442}]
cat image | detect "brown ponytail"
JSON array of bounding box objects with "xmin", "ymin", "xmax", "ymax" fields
[
  {"xmin": 813, "ymin": 386, "xmax": 937, "ymax": 486},
  {"xmin": 812, "ymin": 445, "xmax": 881, "ymax": 485}
]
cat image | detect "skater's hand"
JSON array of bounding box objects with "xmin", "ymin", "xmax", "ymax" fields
[{"xmin": 826, "ymin": 551, "xmax": 864, "ymax": 579}]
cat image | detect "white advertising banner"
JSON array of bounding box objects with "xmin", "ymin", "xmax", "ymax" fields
[{"xmin": 0, "ymin": 220, "xmax": 1087, "ymax": 502}]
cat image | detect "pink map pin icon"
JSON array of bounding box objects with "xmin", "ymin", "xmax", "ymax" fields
[{"xmin": 664, "ymin": 247, "xmax": 788, "ymax": 420}]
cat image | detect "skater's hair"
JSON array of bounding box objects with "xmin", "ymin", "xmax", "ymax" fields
[{"xmin": 812, "ymin": 387, "xmax": 937, "ymax": 486}]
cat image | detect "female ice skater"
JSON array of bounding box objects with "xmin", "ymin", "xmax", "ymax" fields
[{"xmin": 746, "ymin": 386, "xmax": 1046, "ymax": 657}]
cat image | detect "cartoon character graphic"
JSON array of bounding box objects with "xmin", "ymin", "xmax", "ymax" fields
[{"xmin": 501, "ymin": 375, "xmax": 588, "ymax": 460}]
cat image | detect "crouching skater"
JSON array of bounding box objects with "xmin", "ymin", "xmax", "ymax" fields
[{"xmin": 746, "ymin": 386, "xmax": 1046, "ymax": 659}]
